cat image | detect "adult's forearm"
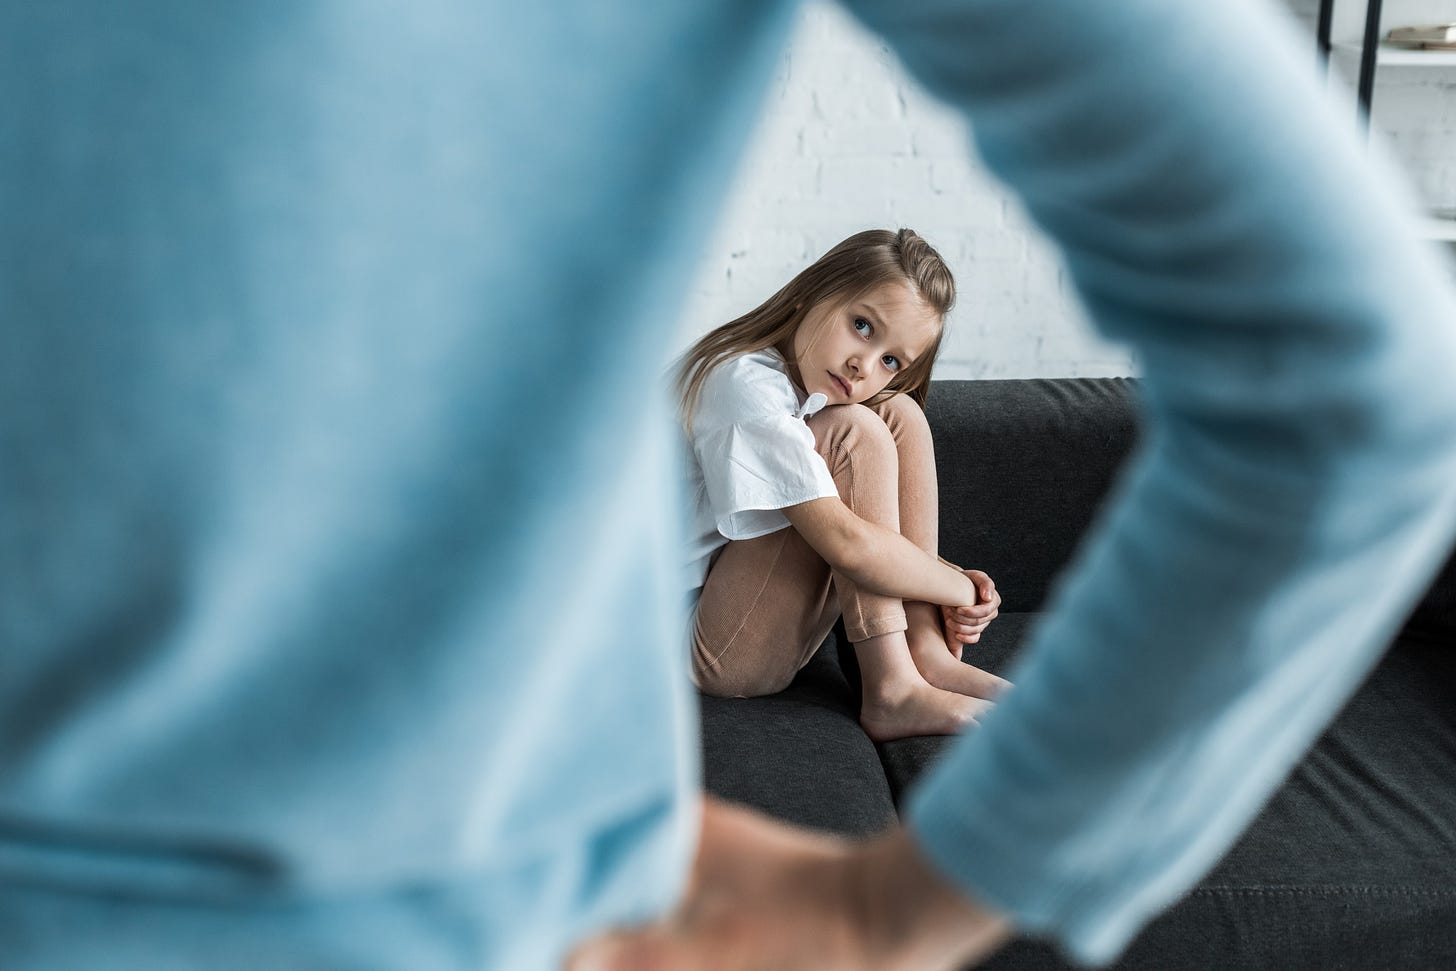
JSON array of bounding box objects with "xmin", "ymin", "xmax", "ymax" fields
[{"xmin": 845, "ymin": 0, "xmax": 1456, "ymax": 964}]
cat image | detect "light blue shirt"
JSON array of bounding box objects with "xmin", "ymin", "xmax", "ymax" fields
[{"xmin": 3, "ymin": 1, "xmax": 1454, "ymax": 968}]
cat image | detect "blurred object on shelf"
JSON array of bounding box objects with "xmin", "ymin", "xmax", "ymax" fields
[
  {"xmin": 1386, "ymin": 23, "xmax": 1456, "ymax": 50},
  {"xmin": 1419, "ymin": 209, "xmax": 1456, "ymax": 244}
]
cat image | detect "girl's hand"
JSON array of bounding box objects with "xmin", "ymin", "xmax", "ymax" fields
[{"xmin": 941, "ymin": 570, "xmax": 999, "ymax": 658}]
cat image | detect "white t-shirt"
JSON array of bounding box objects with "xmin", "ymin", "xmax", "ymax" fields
[{"xmin": 682, "ymin": 349, "xmax": 839, "ymax": 598}]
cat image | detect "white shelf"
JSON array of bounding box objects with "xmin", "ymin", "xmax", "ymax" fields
[
  {"xmin": 1417, "ymin": 215, "xmax": 1456, "ymax": 242},
  {"xmin": 1333, "ymin": 41, "xmax": 1456, "ymax": 68},
  {"xmin": 1325, "ymin": 34, "xmax": 1456, "ymax": 243}
]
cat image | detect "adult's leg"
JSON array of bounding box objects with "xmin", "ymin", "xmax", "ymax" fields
[{"xmin": 867, "ymin": 395, "xmax": 1010, "ymax": 700}]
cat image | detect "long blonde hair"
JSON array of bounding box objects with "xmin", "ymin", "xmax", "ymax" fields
[{"xmin": 675, "ymin": 228, "xmax": 955, "ymax": 431}]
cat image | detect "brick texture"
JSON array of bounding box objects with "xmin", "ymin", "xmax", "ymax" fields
[{"xmin": 673, "ymin": 0, "xmax": 1456, "ymax": 380}]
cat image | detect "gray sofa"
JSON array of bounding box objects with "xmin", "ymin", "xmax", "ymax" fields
[{"xmin": 699, "ymin": 377, "xmax": 1456, "ymax": 969}]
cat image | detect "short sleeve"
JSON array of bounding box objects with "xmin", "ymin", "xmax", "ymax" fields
[
  {"xmin": 693, "ymin": 414, "xmax": 839, "ymax": 541},
  {"xmin": 687, "ymin": 351, "xmax": 839, "ymax": 541}
]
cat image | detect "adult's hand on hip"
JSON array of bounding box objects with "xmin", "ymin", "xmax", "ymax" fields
[{"xmin": 566, "ymin": 796, "xmax": 1013, "ymax": 971}]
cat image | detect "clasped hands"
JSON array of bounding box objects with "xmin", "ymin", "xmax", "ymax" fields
[{"xmin": 941, "ymin": 568, "xmax": 999, "ymax": 660}]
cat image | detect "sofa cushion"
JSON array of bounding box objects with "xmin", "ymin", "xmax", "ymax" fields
[
  {"xmin": 699, "ymin": 641, "xmax": 896, "ymax": 837},
  {"xmin": 857, "ymin": 612, "xmax": 1036, "ymax": 810},
  {"xmin": 927, "ymin": 379, "xmax": 1140, "ymax": 613},
  {"xmin": 1400, "ymin": 544, "xmax": 1456, "ymax": 642},
  {"xmin": 863, "ymin": 622, "xmax": 1456, "ymax": 969}
]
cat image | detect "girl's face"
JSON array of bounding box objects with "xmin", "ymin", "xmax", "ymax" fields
[{"xmin": 789, "ymin": 279, "xmax": 940, "ymax": 405}]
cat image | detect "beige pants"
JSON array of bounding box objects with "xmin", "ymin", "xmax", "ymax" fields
[{"xmin": 692, "ymin": 394, "xmax": 939, "ymax": 697}]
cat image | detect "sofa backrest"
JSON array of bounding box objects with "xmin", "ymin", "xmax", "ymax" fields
[
  {"xmin": 1403, "ymin": 546, "xmax": 1455, "ymax": 644},
  {"xmin": 927, "ymin": 378, "xmax": 1140, "ymax": 614},
  {"xmin": 925, "ymin": 376, "xmax": 1454, "ymax": 642}
]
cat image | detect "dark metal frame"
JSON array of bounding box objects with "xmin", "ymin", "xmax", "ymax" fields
[{"xmin": 1318, "ymin": 0, "xmax": 1385, "ymax": 126}]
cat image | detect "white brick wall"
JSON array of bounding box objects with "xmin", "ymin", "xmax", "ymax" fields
[
  {"xmin": 673, "ymin": 0, "xmax": 1456, "ymax": 381},
  {"xmin": 1314, "ymin": 0, "xmax": 1456, "ymax": 210},
  {"xmin": 1365, "ymin": 59, "xmax": 1456, "ymax": 210}
]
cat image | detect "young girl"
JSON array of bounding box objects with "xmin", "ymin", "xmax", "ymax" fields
[{"xmin": 677, "ymin": 228, "xmax": 1010, "ymax": 742}]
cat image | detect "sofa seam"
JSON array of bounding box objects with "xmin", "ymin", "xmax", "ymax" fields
[{"xmin": 1191, "ymin": 885, "xmax": 1456, "ymax": 897}]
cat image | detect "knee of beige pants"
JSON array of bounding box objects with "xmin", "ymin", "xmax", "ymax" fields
[
  {"xmin": 865, "ymin": 393, "xmax": 938, "ymax": 556},
  {"xmin": 810, "ymin": 403, "xmax": 911, "ymax": 644}
]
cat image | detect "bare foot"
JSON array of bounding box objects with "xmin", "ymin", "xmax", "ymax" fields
[
  {"xmin": 859, "ymin": 678, "xmax": 993, "ymax": 742},
  {"xmin": 908, "ymin": 632, "xmax": 1011, "ymax": 701}
]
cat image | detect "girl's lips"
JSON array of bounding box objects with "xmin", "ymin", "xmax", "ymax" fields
[{"xmin": 829, "ymin": 372, "xmax": 850, "ymax": 396}]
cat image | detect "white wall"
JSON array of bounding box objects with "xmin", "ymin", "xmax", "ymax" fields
[
  {"xmin": 673, "ymin": 0, "xmax": 1456, "ymax": 381},
  {"xmin": 1319, "ymin": 0, "xmax": 1456, "ymax": 210}
]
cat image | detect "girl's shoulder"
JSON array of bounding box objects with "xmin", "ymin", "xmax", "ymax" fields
[
  {"xmin": 713, "ymin": 348, "xmax": 791, "ymax": 387},
  {"xmin": 696, "ymin": 349, "xmax": 801, "ymax": 431}
]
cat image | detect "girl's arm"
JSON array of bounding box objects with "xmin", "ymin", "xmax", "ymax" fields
[{"xmin": 783, "ymin": 496, "xmax": 976, "ymax": 607}]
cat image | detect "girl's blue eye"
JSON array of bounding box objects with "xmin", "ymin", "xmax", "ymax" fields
[
  {"xmin": 882, "ymin": 354, "xmax": 901, "ymax": 372},
  {"xmin": 853, "ymin": 317, "xmax": 872, "ymax": 335}
]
